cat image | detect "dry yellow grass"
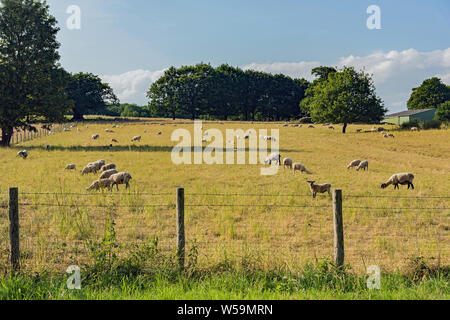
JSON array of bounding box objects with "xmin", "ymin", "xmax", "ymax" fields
[{"xmin": 0, "ymin": 120, "xmax": 448, "ymax": 274}]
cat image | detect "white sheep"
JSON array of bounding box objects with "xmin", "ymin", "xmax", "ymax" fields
[
  {"xmin": 65, "ymin": 164, "xmax": 76, "ymax": 170},
  {"xmin": 347, "ymin": 160, "xmax": 361, "ymax": 169},
  {"xmin": 293, "ymin": 163, "xmax": 309, "ymax": 174},
  {"xmin": 100, "ymin": 163, "xmax": 116, "ymax": 172},
  {"xmin": 87, "ymin": 160, "xmax": 105, "ymax": 171},
  {"xmin": 356, "ymin": 160, "xmax": 369, "ymax": 171},
  {"xmin": 99, "ymin": 169, "xmax": 119, "ymax": 180},
  {"xmin": 411, "ymin": 127, "xmax": 419, "ymax": 131},
  {"xmin": 131, "ymin": 136, "xmax": 142, "ymax": 142},
  {"xmin": 81, "ymin": 165, "xmax": 98, "ymax": 175},
  {"xmin": 17, "ymin": 150, "xmax": 28, "ymax": 159},
  {"xmin": 86, "ymin": 178, "xmax": 113, "ymax": 192},
  {"xmin": 306, "ymin": 181, "xmax": 331, "ymax": 198},
  {"xmin": 92, "ymin": 134, "xmax": 100, "ymax": 140},
  {"xmin": 264, "ymin": 153, "xmax": 281, "ymax": 165},
  {"xmin": 109, "ymin": 172, "xmax": 132, "ymax": 190},
  {"xmin": 381, "ymin": 173, "xmax": 415, "ymax": 190},
  {"xmin": 283, "ymin": 158, "xmax": 293, "ymax": 170}
]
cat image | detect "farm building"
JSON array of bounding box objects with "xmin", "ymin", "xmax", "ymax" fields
[{"xmin": 382, "ymin": 108, "xmax": 436, "ymax": 125}]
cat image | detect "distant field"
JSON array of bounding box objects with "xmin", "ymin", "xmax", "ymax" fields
[{"xmin": 0, "ymin": 120, "xmax": 448, "ymax": 274}]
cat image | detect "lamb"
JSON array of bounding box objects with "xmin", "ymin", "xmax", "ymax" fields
[
  {"xmin": 109, "ymin": 172, "xmax": 132, "ymax": 190},
  {"xmin": 81, "ymin": 165, "xmax": 98, "ymax": 175},
  {"xmin": 92, "ymin": 134, "xmax": 100, "ymax": 140},
  {"xmin": 131, "ymin": 136, "xmax": 142, "ymax": 142},
  {"xmin": 86, "ymin": 178, "xmax": 113, "ymax": 192},
  {"xmin": 17, "ymin": 150, "xmax": 28, "ymax": 159},
  {"xmin": 381, "ymin": 173, "xmax": 415, "ymax": 190},
  {"xmin": 65, "ymin": 164, "xmax": 76, "ymax": 170},
  {"xmin": 264, "ymin": 153, "xmax": 281, "ymax": 165},
  {"xmin": 293, "ymin": 163, "xmax": 309, "ymax": 174},
  {"xmin": 283, "ymin": 158, "xmax": 293, "ymax": 169},
  {"xmin": 99, "ymin": 169, "xmax": 119, "ymax": 180},
  {"xmin": 100, "ymin": 163, "xmax": 116, "ymax": 172},
  {"xmin": 306, "ymin": 181, "xmax": 332, "ymax": 198},
  {"xmin": 347, "ymin": 159, "xmax": 361, "ymax": 169},
  {"xmin": 356, "ymin": 160, "xmax": 369, "ymax": 171}
]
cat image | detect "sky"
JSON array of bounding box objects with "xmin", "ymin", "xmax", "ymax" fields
[{"xmin": 46, "ymin": 0, "xmax": 450, "ymax": 113}]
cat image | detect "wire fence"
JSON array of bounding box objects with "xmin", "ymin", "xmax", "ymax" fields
[{"xmin": 0, "ymin": 188, "xmax": 448, "ymax": 273}]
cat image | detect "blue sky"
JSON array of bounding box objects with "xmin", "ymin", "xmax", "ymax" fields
[{"xmin": 46, "ymin": 0, "xmax": 450, "ymax": 112}]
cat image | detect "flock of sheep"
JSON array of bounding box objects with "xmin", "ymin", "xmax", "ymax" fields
[{"xmin": 66, "ymin": 160, "xmax": 132, "ymax": 191}]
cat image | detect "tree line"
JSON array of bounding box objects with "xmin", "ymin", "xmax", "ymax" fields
[{"xmin": 0, "ymin": 0, "xmax": 449, "ymax": 146}]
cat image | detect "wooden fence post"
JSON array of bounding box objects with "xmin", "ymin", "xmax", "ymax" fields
[
  {"xmin": 177, "ymin": 187, "xmax": 185, "ymax": 270},
  {"xmin": 9, "ymin": 187, "xmax": 20, "ymax": 271},
  {"xmin": 333, "ymin": 189, "xmax": 344, "ymax": 267}
]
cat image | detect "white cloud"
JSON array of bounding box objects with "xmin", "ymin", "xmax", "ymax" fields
[
  {"xmin": 101, "ymin": 48, "xmax": 450, "ymax": 112},
  {"xmin": 101, "ymin": 69, "xmax": 166, "ymax": 105}
]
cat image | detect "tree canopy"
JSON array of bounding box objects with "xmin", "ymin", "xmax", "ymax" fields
[
  {"xmin": 147, "ymin": 64, "xmax": 309, "ymax": 121},
  {"xmin": 407, "ymin": 77, "xmax": 450, "ymax": 110},
  {"xmin": 0, "ymin": 0, "xmax": 71, "ymax": 146},
  {"xmin": 436, "ymin": 101, "xmax": 450, "ymax": 123},
  {"xmin": 67, "ymin": 72, "xmax": 119, "ymax": 121},
  {"xmin": 301, "ymin": 67, "xmax": 386, "ymax": 133}
]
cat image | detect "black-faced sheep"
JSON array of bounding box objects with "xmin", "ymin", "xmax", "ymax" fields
[
  {"xmin": 17, "ymin": 150, "xmax": 28, "ymax": 159},
  {"xmin": 381, "ymin": 173, "xmax": 415, "ymax": 190}
]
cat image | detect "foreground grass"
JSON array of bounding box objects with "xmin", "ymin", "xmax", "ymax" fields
[{"xmin": 1, "ymin": 269, "xmax": 448, "ymax": 300}]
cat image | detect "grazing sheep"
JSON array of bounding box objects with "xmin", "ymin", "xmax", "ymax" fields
[
  {"xmin": 100, "ymin": 163, "xmax": 116, "ymax": 172},
  {"xmin": 356, "ymin": 160, "xmax": 369, "ymax": 171},
  {"xmin": 92, "ymin": 134, "xmax": 100, "ymax": 140},
  {"xmin": 264, "ymin": 153, "xmax": 281, "ymax": 165},
  {"xmin": 306, "ymin": 181, "xmax": 331, "ymax": 198},
  {"xmin": 99, "ymin": 169, "xmax": 119, "ymax": 180},
  {"xmin": 111, "ymin": 138, "xmax": 118, "ymax": 143},
  {"xmin": 87, "ymin": 160, "xmax": 105, "ymax": 171},
  {"xmin": 347, "ymin": 159, "xmax": 361, "ymax": 169},
  {"xmin": 328, "ymin": 126, "xmax": 335, "ymax": 130},
  {"xmin": 308, "ymin": 125, "xmax": 315, "ymax": 128},
  {"xmin": 370, "ymin": 127, "xmax": 378, "ymax": 132},
  {"xmin": 381, "ymin": 173, "xmax": 415, "ymax": 190},
  {"xmin": 17, "ymin": 150, "xmax": 28, "ymax": 159},
  {"xmin": 283, "ymin": 158, "xmax": 293, "ymax": 169},
  {"xmin": 65, "ymin": 164, "xmax": 76, "ymax": 170},
  {"xmin": 388, "ymin": 133, "xmax": 395, "ymax": 138},
  {"xmin": 293, "ymin": 163, "xmax": 309, "ymax": 174},
  {"xmin": 81, "ymin": 165, "xmax": 98, "ymax": 175},
  {"xmin": 86, "ymin": 178, "xmax": 113, "ymax": 191},
  {"xmin": 157, "ymin": 132, "xmax": 162, "ymax": 135},
  {"xmin": 283, "ymin": 123, "xmax": 289, "ymax": 127},
  {"xmin": 411, "ymin": 127, "xmax": 419, "ymax": 131},
  {"xmin": 109, "ymin": 172, "xmax": 132, "ymax": 190},
  {"xmin": 131, "ymin": 136, "xmax": 142, "ymax": 142}
]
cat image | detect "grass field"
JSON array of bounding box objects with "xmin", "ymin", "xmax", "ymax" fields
[{"xmin": 0, "ymin": 119, "xmax": 448, "ymax": 280}]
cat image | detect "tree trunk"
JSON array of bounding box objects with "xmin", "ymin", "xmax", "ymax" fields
[
  {"xmin": 71, "ymin": 110, "xmax": 84, "ymax": 121},
  {"xmin": 342, "ymin": 123, "xmax": 348, "ymax": 134},
  {"xmin": 1, "ymin": 127, "xmax": 13, "ymax": 147}
]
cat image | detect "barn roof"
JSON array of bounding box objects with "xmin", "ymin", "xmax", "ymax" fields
[{"xmin": 385, "ymin": 108, "xmax": 436, "ymax": 118}]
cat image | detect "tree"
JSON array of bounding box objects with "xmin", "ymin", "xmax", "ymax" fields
[
  {"xmin": 407, "ymin": 77, "xmax": 450, "ymax": 110},
  {"xmin": 67, "ymin": 73, "xmax": 119, "ymax": 121},
  {"xmin": 0, "ymin": 0, "xmax": 71, "ymax": 147},
  {"xmin": 147, "ymin": 66, "xmax": 180, "ymax": 120},
  {"xmin": 436, "ymin": 101, "xmax": 450, "ymax": 123},
  {"xmin": 305, "ymin": 67, "xmax": 386, "ymax": 133},
  {"xmin": 311, "ymin": 66, "xmax": 337, "ymax": 81}
]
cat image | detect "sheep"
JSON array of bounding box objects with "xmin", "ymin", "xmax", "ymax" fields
[
  {"xmin": 65, "ymin": 164, "xmax": 76, "ymax": 170},
  {"xmin": 99, "ymin": 169, "xmax": 119, "ymax": 180},
  {"xmin": 17, "ymin": 150, "xmax": 28, "ymax": 159},
  {"xmin": 283, "ymin": 158, "xmax": 293, "ymax": 170},
  {"xmin": 293, "ymin": 163, "xmax": 309, "ymax": 174},
  {"xmin": 328, "ymin": 125, "xmax": 335, "ymax": 130},
  {"xmin": 356, "ymin": 160, "xmax": 369, "ymax": 171},
  {"xmin": 86, "ymin": 178, "xmax": 113, "ymax": 192},
  {"xmin": 388, "ymin": 133, "xmax": 395, "ymax": 138},
  {"xmin": 109, "ymin": 172, "xmax": 132, "ymax": 190},
  {"xmin": 264, "ymin": 153, "xmax": 281, "ymax": 165},
  {"xmin": 131, "ymin": 136, "xmax": 142, "ymax": 142},
  {"xmin": 157, "ymin": 132, "xmax": 162, "ymax": 135},
  {"xmin": 381, "ymin": 173, "xmax": 415, "ymax": 190},
  {"xmin": 306, "ymin": 181, "xmax": 331, "ymax": 198},
  {"xmin": 371, "ymin": 127, "xmax": 378, "ymax": 132},
  {"xmin": 356, "ymin": 129, "xmax": 362, "ymax": 133},
  {"xmin": 92, "ymin": 134, "xmax": 100, "ymax": 140},
  {"xmin": 100, "ymin": 163, "xmax": 116, "ymax": 172},
  {"xmin": 111, "ymin": 138, "xmax": 119, "ymax": 143},
  {"xmin": 308, "ymin": 125, "xmax": 315, "ymax": 128},
  {"xmin": 81, "ymin": 165, "xmax": 98, "ymax": 175},
  {"xmin": 347, "ymin": 159, "xmax": 361, "ymax": 169},
  {"xmin": 411, "ymin": 127, "xmax": 419, "ymax": 131},
  {"xmin": 105, "ymin": 129, "xmax": 114, "ymax": 133},
  {"xmin": 86, "ymin": 160, "xmax": 105, "ymax": 171},
  {"xmin": 283, "ymin": 123, "xmax": 289, "ymax": 127}
]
